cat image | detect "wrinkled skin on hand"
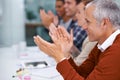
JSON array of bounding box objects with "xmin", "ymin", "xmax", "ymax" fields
[{"xmin": 49, "ymin": 23, "xmax": 73, "ymax": 58}]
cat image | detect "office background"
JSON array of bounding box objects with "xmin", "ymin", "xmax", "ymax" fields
[
  {"xmin": 0, "ymin": 0, "xmax": 119, "ymax": 47},
  {"xmin": 0, "ymin": 0, "xmax": 55, "ymax": 47}
]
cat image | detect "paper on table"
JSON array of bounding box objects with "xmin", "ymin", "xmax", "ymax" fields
[{"xmin": 30, "ymin": 66, "xmax": 61, "ymax": 78}]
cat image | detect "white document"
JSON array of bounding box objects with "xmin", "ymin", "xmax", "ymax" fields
[{"xmin": 30, "ymin": 66, "xmax": 61, "ymax": 78}]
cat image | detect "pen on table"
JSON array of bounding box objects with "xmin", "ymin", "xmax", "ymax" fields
[{"xmin": 12, "ymin": 68, "xmax": 24, "ymax": 78}]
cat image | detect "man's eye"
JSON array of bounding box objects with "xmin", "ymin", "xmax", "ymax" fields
[{"xmin": 85, "ymin": 19, "xmax": 90, "ymax": 24}]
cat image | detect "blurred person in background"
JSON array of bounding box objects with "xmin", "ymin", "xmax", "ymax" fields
[
  {"xmin": 64, "ymin": 0, "xmax": 87, "ymax": 57},
  {"xmin": 39, "ymin": 0, "xmax": 72, "ymax": 29},
  {"xmin": 37, "ymin": 0, "xmax": 72, "ymax": 43},
  {"xmin": 40, "ymin": 0, "xmax": 87, "ymax": 58},
  {"xmin": 73, "ymin": 0, "xmax": 97, "ymax": 66},
  {"xmin": 55, "ymin": 0, "xmax": 72, "ymax": 29}
]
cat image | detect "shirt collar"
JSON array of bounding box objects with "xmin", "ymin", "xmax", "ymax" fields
[{"xmin": 97, "ymin": 29, "xmax": 120, "ymax": 52}]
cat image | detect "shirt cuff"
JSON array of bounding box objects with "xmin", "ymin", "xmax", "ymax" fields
[
  {"xmin": 59, "ymin": 57, "xmax": 71, "ymax": 63},
  {"xmin": 59, "ymin": 57, "xmax": 67, "ymax": 62}
]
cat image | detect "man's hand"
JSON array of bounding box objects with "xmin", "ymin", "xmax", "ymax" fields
[
  {"xmin": 49, "ymin": 23, "xmax": 73, "ymax": 58},
  {"xmin": 40, "ymin": 10, "xmax": 53, "ymax": 29},
  {"xmin": 48, "ymin": 10, "xmax": 59, "ymax": 26},
  {"xmin": 34, "ymin": 35, "xmax": 65, "ymax": 63}
]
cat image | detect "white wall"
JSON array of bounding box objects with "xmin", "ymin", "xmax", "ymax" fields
[
  {"xmin": 116, "ymin": 0, "xmax": 120, "ymax": 3},
  {"xmin": 0, "ymin": 0, "xmax": 3, "ymax": 46},
  {"xmin": 0, "ymin": 0, "xmax": 25, "ymax": 47}
]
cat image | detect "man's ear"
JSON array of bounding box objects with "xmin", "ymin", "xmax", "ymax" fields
[
  {"xmin": 104, "ymin": 18, "xmax": 110, "ymax": 25},
  {"xmin": 101, "ymin": 18, "xmax": 110, "ymax": 27}
]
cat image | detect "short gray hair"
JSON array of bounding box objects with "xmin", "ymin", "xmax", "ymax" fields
[{"xmin": 90, "ymin": 0, "xmax": 120, "ymax": 28}]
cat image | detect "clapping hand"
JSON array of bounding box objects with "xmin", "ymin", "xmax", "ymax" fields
[{"xmin": 49, "ymin": 23, "xmax": 73, "ymax": 58}]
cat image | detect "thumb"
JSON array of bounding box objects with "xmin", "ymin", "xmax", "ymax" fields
[{"xmin": 70, "ymin": 29, "xmax": 73, "ymax": 43}]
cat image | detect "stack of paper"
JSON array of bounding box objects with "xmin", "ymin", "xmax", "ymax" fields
[{"xmin": 30, "ymin": 66, "xmax": 61, "ymax": 79}]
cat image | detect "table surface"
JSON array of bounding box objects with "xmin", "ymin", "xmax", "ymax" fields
[{"xmin": 0, "ymin": 46, "xmax": 63, "ymax": 80}]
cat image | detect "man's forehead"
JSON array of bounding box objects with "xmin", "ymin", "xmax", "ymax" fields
[
  {"xmin": 85, "ymin": 5, "xmax": 95, "ymax": 14},
  {"xmin": 85, "ymin": 2, "xmax": 93, "ymax": 9},
  {"xmin": 65, "ymin": 0, "xmax": 75, "ymax": 2},
  {"xmin": 85, "ymin": 5, "xmax": 96, "ymax": 20}
]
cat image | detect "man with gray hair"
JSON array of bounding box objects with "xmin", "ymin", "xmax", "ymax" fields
[{"xmin": 34, "ymin": 0, "xmax": 120, "ymax": 79}]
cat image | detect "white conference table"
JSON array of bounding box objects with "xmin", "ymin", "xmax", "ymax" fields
[{"xmin": 0, "ymin": 46, "xmax": 63, "ymax": 80}]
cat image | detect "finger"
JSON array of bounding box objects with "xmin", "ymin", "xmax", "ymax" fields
[
  {"xmin": 57, "ymin": 25, "xmax": 65, "ymax": 38},
  {"xmin": 34, "ymin": 35, "xmax": 53, "ymax": 54},
  {"xmin": 49, "ymin": 23, "xmax": 58, "ymax": 38},
  {"xmin": 70, "ymin": 29, "xmax": 73, "ymax": 43},
  {"xmin": 59, "ymin": 26, "xmax": 68, "ymax": 38},
  {"xmin": 49, "ymin": 32, "xmax": 58, "ymax": 43},
  {"xmin": 37, "ymin": 35, "xmax": 50, "ymax": 45},
  {"xmin": 34, "ymin": 35, "xmax": 47, "ymax": 47},
  {"xmin": 49, "ymin": 23, "xmax": 57, "ymax": 32},
  {"xmin": 40, "ymin": 9, "xmax": 42, "ymax": 15},
  {"xmin": 49, "ymin": 25, "xmax": 64, "ymax": 46},
  {"xmin": 34, "ymin": 36, "xmax": 43, "ymax": 47},
  {"xmin": 48, "ymin": 10, "xmax": 54, "ymax": 18},
  {"xmin": 40, "ymin": 9, "xmax": 45, "ymax": 17},
  {"xmin": 34, "ymin": 36, "xmax": 52, "ymax": 56},
  {"xmin": 41, "ymin": 10, "xmax": 48, "ymax": 18},
  {"xmin": 53, "ymin": 16, "xmax": 59, "ymax": 26},
  {"xmin": 58, "ymin": 26, "xmax": 70, "ymax": 39},
  {"xmin": 40, "ymin": 10, "xmax": 46, "ymax": 23}
]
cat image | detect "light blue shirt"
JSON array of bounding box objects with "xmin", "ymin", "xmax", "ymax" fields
[{"xmin": 59, "ymin": 19, "xmax": 72, "ymax": 29}]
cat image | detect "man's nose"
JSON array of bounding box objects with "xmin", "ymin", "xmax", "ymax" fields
[{"xmin": 64, "ymin": 3, "xmax": 67, "ymax": 8}]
